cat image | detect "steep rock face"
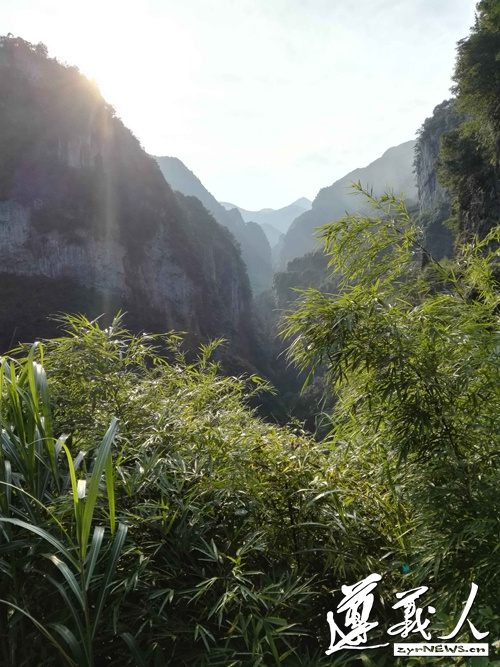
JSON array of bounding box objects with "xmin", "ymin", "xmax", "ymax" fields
[
  {"xmin": 154, "ymin": 156, "xmax": 273, "ymax": 293},
  {"xmin": 277, "ymin": 141, "xmax": 418, "ymax": 269},
  {"xmin": 415, "ymin": 100, "xmax": 461, "ymax": 210},
  {"xmin": 414, "ymin": 100, "xmax": 462, "ymax": 259},
  {"xmin": 0, "ymin": 36, "xmax": 256, "ymax": 356},
  {"xmin": 416, "ymin": 133, "xmax": 447, "ymax": 212},
  {"xmin": 241, "ymin": 221, "xmax": 273, "ymax": 294}
]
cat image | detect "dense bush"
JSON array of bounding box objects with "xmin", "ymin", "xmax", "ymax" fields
[
  {"xmin": 0, "ymin": 314, "xmax": 413, "ymax": 666},
  {"xmin": 5, "ymin": 182, "xmax": 500, "ymax": 663},
  {"xmin": 285, "ymin": 186, "xmax": 500, "ymax": 663},
  {"xmin": 433, "ymin": 0, "xmax": 500, "ymax": 244}
]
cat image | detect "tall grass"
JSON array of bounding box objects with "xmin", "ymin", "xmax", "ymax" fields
[{"xmin": 0, "ymin": 341, "xmax": 126, "ymax": 665}]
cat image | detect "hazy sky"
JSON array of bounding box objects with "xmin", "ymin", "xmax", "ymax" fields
[{"xmin": 3, "ymin": 0, "xmax": 477, "ymax": 210}]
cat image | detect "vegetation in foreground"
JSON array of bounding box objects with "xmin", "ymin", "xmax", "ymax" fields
[
  {"xmin": 0, "ymin": 312, "xmax": 404, "ymax": 666},
  {"xmin": 284, "ymin": 186, "xmax": 500, "ymax": 665},
  {"xmin": 3, "ymin": 188, "xmax": 500, "ymax": 665},
  {"xmin": 3, "ymin": 2, "xmax": 500, "ymax": 665}
]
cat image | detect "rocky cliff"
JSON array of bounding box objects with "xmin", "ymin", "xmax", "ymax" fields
[
  {"xmin": 414, "ymin": 100, "xmax": 462, "ymax": 259},
  {"xmin": 154, "ymin": 156, "xmax": 273, "ymax": 293},
  {"xmin": 0, "ymin": 36, "xmax": 259, "ymax": 360},
  {"xmin": 415, "ymin": 101, "xmax": 457, "ymax": 211}
]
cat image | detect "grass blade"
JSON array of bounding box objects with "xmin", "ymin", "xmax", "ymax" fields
[
  {"xmin": 0, "ymin": 599, "xmax": 77, "ymax": 666},
  {"xmin": 85, "ymin": 526, "xmax": 105, "ymax": 590},
  {"xmin": 0, "ymin": 518, "xmax": 79, "ymax": 569},
  {"xmin": 92, "ymin": 522, "xmax": 127, "ymax": 640},
  {"xmin": 81, "ymin": 418, "xmax": 118, "ymax": 559}
]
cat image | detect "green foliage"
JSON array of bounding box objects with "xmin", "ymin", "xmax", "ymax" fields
[
  {"xmin": 0, "ymin": 342, "xmax": 125, "ymax": 665},
  {"xmin": 432, "ymin": 1, "xmax": 500, "ymax": 243},
  {"xmin": 436, "ymin": 121, "xmax": 500, "ymax": 240},
  {"xmin": 251, "ymin": 252, "xmax": 340, "ymax": 433},
  {"xmin": 0, "ymin": 313, "xmax": 415, "ymax": 664},
  {"xmin": 284, "ymin": 187, "xmax": 500, "ymax": 659},
  {"xmin": 3, "ymin": 194, "xmax": 500, "ymax": 662},
  {"xmin": 453, "ymin": 1, "xmax": 500, "ymax": 139}
]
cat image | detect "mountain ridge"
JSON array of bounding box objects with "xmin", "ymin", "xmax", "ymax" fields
[
  {"xmin": 155, "ymin": 155, "xmax": 273, "ymax": 293},
  {"xmin": 220, "ymin": 197, "xmax": 312, "ymax": 237},
  {"xmin": 0, "ymin": 35, "xmax": 264, "ymax": 368},
  {"xmin": 277, "ymin": 140, "xmax": 418, "ymax": 268}
]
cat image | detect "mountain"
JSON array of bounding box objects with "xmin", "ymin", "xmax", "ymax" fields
[
  {"xmin": 154, "ymin": 156, "xmax": 273, "ymax": 293},
  {"xmin": 0, "ymin": 35, "xmax": 263, "ymax": 365},
  {"xmin": 259, "ymin": 222, "xmax": 282, "ymax": 249},
  {"xmin": 277, "ymin": 141, "xmax": 418, "ymax": 268},
  {"xmin": 414, "ymin": 100, "xmax": 460, "ymax": 260},
  {"xmin": 220, "ymin": 197, "xmax": 312, "ymax": 236}
]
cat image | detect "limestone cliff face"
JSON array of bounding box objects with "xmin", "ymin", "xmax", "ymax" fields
[
  {"xmin": 415, "ymin": 100, "xmax": 460, "ymax": 211},
  {"xmin": 0, "ymin": 200, "xmax": 127, "ymax": 297},
  {"xmin": 0, "ymin": 36, "xmax": 255, "ymax": 355},
  {"xmin": 416, "ymin": 130, "xmax": 448, "ymax": 212},
  {"xmin": 0, "ymin": 198, "xmax": 246, "ymax": 337},
  {"xmin": 414, "ymin": 100, "xmax": 462, "ymax": 259}
]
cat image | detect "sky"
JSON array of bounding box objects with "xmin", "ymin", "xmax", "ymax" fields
[{"xmin": 3, "ymin": 0, "xmax": 478, "ymax": 210}]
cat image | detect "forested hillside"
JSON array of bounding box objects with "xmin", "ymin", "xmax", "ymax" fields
[
  {"xmin": 0, "ymin": 35, "xmax": 264, "ymax": 369},
  {"xmin": 2, "ymin": 1, "xmax": 500, "ymax": 664},
  {"xmin": 155, "ymin": 156, "xmax": 273, "ymax": 293}
]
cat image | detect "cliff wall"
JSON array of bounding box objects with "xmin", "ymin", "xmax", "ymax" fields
[
  {"xmin": 155, "ymin": 156, "xmax": 273, "ymax": 293},
  {"xmin": 0, "ymin": 36, "xmax": 256, "ymax": 358},
  {"xmin": 414, "ymin": 100, "xmax": 462, "ymax": 259}
]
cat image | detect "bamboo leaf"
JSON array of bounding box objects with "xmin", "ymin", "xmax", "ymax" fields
[{"xmin": 84, "ymin": 525, "xmax": 105, "ymax": 590}]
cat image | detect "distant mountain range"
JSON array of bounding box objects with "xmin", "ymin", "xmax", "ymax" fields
[
  {"xmin": 277, "ymin": 141, "xmax": 418, "ymax": 269},
  {"xmin": 155, "ymin": 140, "xmax": 418, "ymax": 280},
  {"xmin": 220, "ymin": 198, "xmax": 312, "ymax": 238},
  {"xmin": 154, "ymin": 156, "xmax": 273, "ymax": 293},
  {"xmin": 156, "ymin": 142, "xmax": 418, "ymax": 277}
]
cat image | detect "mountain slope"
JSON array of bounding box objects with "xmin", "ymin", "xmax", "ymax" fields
[
  {"xmin": 277, "ymin": 141, "xmax": 418, "ymax": 268},
  {"xmin": 155, "ymin": 156, "xmax": 273, "ymax": 293},
  {"xmin": 260, "ymin": 222, "xmax": 282, "ymax": 248},
  {"xmin": 220, "ymin": 198, "xmax": 312, "ymax": 236},
  {"xmin": 0, "ymin": 35, "xmax": 261, "ymax": 362}
]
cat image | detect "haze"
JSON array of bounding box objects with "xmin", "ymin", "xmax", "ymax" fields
[{"xmin": 3, "ymin": 0, "xmax": 477, "ymax": 209}]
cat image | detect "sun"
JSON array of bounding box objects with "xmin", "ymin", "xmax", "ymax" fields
[{"xmin": 56, "ymin": 0, "xmax": 198, "ymax": 150}]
